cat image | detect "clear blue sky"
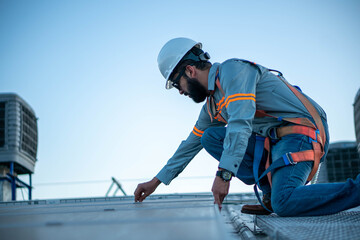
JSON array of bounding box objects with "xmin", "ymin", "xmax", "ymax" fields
[{"xmin": 1, "ymin": 0, "xmax": 359, "ymax": 200}]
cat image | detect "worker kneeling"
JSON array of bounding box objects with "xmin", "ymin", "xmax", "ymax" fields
[{"xmin": 134, "ymin": 37, "xmax": 360, "ymax": 217}]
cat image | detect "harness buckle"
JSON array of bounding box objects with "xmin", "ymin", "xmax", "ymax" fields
[
  {"xmin": 285, "ymin": 152, "xmax": 297, "ymax": 165},
  {"xmin": 269, "ymin": 127, "xmax": 280, "ymax": 140},
  {"xmin": 309, "ymin": 129, "xmax": 320, "ymax": 144}
]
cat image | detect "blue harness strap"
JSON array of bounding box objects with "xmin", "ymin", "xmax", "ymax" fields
[
  {"xmin": 252, "ymin": 136, "xmax": 298, "ymax": 213},
  {"xmin": 252, "ymin": 136, "xmax": 273, "ymax": 212},
  {"xmin": 253, "ymin": 136, "xmax": 265, "ymax": 185},
  {"xmin": 257, "ymin": 154, "xmax": 297, "ymax": 183}
]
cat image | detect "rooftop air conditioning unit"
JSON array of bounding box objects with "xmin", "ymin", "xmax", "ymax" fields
[{"xmin": 0, "ymin": 93, "xmax": 38, "ymax": 174}]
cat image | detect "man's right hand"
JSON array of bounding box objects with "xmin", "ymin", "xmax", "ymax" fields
[{"xmin": 134, "ymin": 177, "xmax": 161, "ymax": 202}]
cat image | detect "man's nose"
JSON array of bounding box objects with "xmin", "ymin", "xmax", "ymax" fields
[{"xmin": 179, "ymin": 89, "xmax": 185, "ymax": 95}]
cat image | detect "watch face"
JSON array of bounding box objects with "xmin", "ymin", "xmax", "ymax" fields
[{"xmin": 222, "ymin": 171, "xmax": 232, "ymax": 180}]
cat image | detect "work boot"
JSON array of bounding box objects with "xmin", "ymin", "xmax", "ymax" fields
[{"xmin": 241, "ymin": 193, "xmax": 273, "ymax": 215}]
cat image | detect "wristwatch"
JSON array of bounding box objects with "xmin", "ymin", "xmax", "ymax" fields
[{"xmin": 216, "ymin": 170, "xmax": 233, "ymax": 182}]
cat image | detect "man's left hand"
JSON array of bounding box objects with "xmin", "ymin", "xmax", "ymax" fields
[{"xmin": 211, "ymin": 176, "xmax": 230, "ymax": 210}]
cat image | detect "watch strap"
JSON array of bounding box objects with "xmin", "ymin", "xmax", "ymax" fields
[{"xmin": 216, "ymin": 170, "xmax": 233, "ymax": 181}]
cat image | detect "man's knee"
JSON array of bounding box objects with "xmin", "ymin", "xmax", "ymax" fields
[
  {"xmin": 200, "ymin": 127, "xmax": 224, "ymax": 149},
  {"xmin": 200, "ymin": 128, "xmax": 211, "ymax": 149}
]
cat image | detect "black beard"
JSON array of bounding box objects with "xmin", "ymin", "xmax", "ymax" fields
[{"xmin": 184, "ymin": 75, "xmax": 208, "ymax": 103}]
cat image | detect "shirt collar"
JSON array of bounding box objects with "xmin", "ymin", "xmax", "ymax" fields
[{"xmin": 208, "ymin": 62, "xmax": 220, "ymax": 91}]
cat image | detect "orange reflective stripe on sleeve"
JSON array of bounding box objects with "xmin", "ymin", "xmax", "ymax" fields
[
  {"xmin": 221, "ymin": 93, "xmax": 256, "ymax": 109},
  {"xmin": 192, "ymin": 126, "xmax": 204, "ymax": 137},
  {"xmin": 225, "ymin": 96, "xmax": 256, "ymax": 108},
  {"xmin": 216, "ymin": 93, "xmax": 255, "ymax": 115},
  {"xmin": 192, "ymin": 131, "xmax": 202, "ymax": 137}
]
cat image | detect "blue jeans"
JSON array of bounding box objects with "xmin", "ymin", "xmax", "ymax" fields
[{"xmin": 201, "ymin": 126, "xmax": 360, "ymax": 217}]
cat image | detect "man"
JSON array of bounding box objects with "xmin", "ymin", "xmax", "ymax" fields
[{"xmin": 134, "ymin": 37, "xmax": 360, "ymax": 216}]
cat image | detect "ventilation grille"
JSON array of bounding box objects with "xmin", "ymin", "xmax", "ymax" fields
[
  {"xmin": 327, "ymin": 146, "xmax": 360, "ymax": 182},
  {"xmin": 0, "ymin": 102, "xmax": 5, "ymax": 148},
  {"xmin": 21, "ymin": 105, "xmax": 37, "ymax": 159}
]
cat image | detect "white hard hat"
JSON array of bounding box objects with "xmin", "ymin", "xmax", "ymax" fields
[{"xmin": 157, "ymin": 37, "xmax": 202, "ymax": 89}]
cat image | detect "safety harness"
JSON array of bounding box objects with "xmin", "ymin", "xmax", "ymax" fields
[{"xmin": 206, "ymin": 61, "xmax": 326, "ymax": 212}]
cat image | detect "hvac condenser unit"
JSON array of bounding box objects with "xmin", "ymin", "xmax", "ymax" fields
[{"xmin": 0, "ymin": 93, "xmax": 38, "ymax": 174}]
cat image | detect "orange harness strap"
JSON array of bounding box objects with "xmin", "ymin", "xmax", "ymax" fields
[
  {"xmin": 263, "ymin": 137, "xmax": 272, "ymax": 186},
  {"xmin": 277, "ymin": 126, "xmax": 323, "ymax": 181},
  {"xmin": 276, "ymin": 75, "xmax": 326, "ymax": 181},
  {"xmin": 259, "ymin": 119, "xmax": 324, "ymax": 183},
  {"xmin": 258, "ymin": 74, "xmax": 326, "ymax": 183},
  {"xmin": 255, "ymin": 110, "xmax": 316, "ymax": 129},
  {"xmin": 206, "ymin": 69, "xmax": 228, "ymax": 124},
  {"xmin": 277, "ymin": 125, "xmax": 319, "ymax": 142}
]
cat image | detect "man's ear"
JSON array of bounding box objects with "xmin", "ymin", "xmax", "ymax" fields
[{"xmin": 185, "ymin": 65, "xmax": 196, "ymax": 78}]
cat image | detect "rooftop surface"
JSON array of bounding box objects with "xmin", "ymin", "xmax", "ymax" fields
[{"xmin": 0, "ymin": 193, "xmax": 359, "ymax": 240}]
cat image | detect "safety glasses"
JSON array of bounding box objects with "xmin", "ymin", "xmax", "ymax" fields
[{"xmin": 170, "ymin": 68, "xmax": 186, "ymax": 90}]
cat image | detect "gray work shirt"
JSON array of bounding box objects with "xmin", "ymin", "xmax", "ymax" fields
[{"xmin": 156, "ymin": 59, "xmax": 327, "ymax": 185}]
